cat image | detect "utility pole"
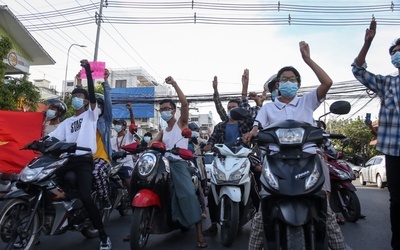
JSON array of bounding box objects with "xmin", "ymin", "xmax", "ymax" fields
[{"xmin": 94, "ymin": 0, "xmax": 106, "ymax": 61}]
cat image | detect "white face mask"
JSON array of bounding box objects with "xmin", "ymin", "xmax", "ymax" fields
[{"xmin": 143, "ymin": 136, "xmax": 151, "ymax": 143}]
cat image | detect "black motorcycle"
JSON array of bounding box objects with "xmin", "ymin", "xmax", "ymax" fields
[
  {"xmin": 0, "ymin": 137, "xmax": 103, "ymax": 250},
  {"xmin": 99, "ymin": 156, "xmax": 131, "ymax": 222},
  {"xmin": 231, "ymin": 100, "xmax": 351, "ymax": 250}
]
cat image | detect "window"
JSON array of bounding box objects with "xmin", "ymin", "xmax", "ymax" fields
[
  {"xmin": 66, "ymin": 81, "xmax": 74, "ymax": 87},
  {"xmin": 115, "ymin": 79, "xmax": 127, "ymax": 88},
  {"xmin": 191, "ymin": 117, "xmax": 199, "ymax": 122}
]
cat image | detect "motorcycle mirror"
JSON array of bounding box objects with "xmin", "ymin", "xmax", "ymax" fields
[
  {"xmin": 343, "ymin": 138, "xmax": 350, "ymax": 147},
  {"xmin": 318, "ymin": 100, "xmax": 351, "ymax": 121},
  {"xmin": 182, "ymin": 128, "xmax": 192, "ymax": 138},
  {"xmin": 230, "ymin": 107, "xmax": 248, "ymax": 120},
  {"xmin": 330, "ymin": 101, "xmax": 351, "ymax": 115}
]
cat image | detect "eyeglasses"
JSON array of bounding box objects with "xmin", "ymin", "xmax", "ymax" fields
[
  {"xmin": 279, "ymin": 76, "xmax": 297, "ymax": 83},
  {"xmin": 159, "ymin": 107, "xmax": 174, "ymax": 112},
  {"xmin": 72, "ymin": 93, "xmax": 85, "ymax": 98}
]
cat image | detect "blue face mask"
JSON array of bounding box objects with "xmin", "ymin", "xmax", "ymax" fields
[
  {"xmin": 227, "ymin": 111, "xmax": 231, "ymax": 119},
  {"xmin": 72, "ymin": 97, "xmax": 84, "ymax": 110},
  {"xmin": 114, "ymin": 125, "xmax": 122, "ymax": 133},
  {"xmin": 143, "ymin": 136, "xmax": 151, "ymax": 143},
  {"xmin": 161, "ymin": 111, "xmax": 173, "ymax": 122},
  {"xmin": 278, "ymin": 81, "xmax": 299, "ymax": 98},
  {"xmin": 46, "ymin": 109, "xmax": 56, "ymax": 119},
  {"xmin": 271, "ymin": 89, "xmax": 279, "ymax": 101},
  {"xmin": 391, "ymin": 51, "xmax": 400, "ymax": 68},
  {"xmin": 191, "ymin": 131, "xmax": 199, "ymax": 138}
]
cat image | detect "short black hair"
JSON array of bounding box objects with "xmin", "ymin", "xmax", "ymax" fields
[
  {"xmin": 159, "ymin": 99, "xmax": 176, "ymax": 109},
  {"xmin": 277, "ymin": 66, "xmax": 301, "ymax": 84},
  {"xmin": 71, "ymin": 88, "xmax": 89, "ymax": 100},
  {"xmin": 389, "ymin": 38, "xmax": 400, "ymax": 55},
  {"xmin": 228, "ymin": 99, "xmax": 240, "ymax": 106},
  {"xmin": 144, "ymin": 132, "xmax": 152, "ymax": 138}
]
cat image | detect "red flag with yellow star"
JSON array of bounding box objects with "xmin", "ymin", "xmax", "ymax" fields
[{"xmin": 0, "ymin": 110, "xmax": 44, "ymax": 174}]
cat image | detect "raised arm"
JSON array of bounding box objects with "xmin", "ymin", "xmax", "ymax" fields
[
  {"xmin": 80, "ymin": 60, "xmax": 97, "ymax": 110},
  {"xmin": 213, "ymin": 76, "xmax": 228, "ymax": 122},
  {"xmin": 126, "ymin": 103, "xmax": 135, "ymax": 125},
  {"xmin": 355, "ymin": 19, "xmax": 376, "ymax": 67},
  {"xmin": 299, "ymin": 41, "xmax": 333, "ymax": 102},
  {"xmin": 165, "ymin": 76, "xmax": 188, "ymax": 128},
  {"xmin": 102, "ymin": 69, "xmax": 112, "ymax": 123}
]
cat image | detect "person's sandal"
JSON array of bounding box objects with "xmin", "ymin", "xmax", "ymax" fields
[{"xmin": 197, "ymin": 240, "xmax": 208, "ymax": 248}]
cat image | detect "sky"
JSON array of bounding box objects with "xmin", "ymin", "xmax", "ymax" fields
[{"xmin": 1, "ymin": 0, "xmax": 399, "ymax": 123}]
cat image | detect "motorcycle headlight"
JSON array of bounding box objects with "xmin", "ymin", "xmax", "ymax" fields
[
  {"xmin": 276, "ymin": 128, "xmax": 305, "ymax": 144},
  {"xmin": 305, "ymin": 162, "xmax": 321, "ymax": 190},
  {"xmin": 213, "ymin": 161, "xmax": 227, "ymax": 181},
  {"xmin": 163, "ymin": 157, "xmax": 170, "ymax": 173},
  {"xmin": 331, "ymin": 166, "xmax": 352, "ymax": 180},
  {"xmin": 229, "ymin": 161, "xmax": 248, "ymax": 181},
  {"xmin": 137, "ymin": 153, "xmax": 157, "ymax": 177},
  {"xmin": 20, "ymin": 159, "xmax": 68, "ymax": 182},
  {"xmin": 263, "ymin": 163, "xmax": 279, "ymax": 190}
]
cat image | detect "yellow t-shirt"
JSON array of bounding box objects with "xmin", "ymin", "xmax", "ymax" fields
[{"xmin": 93, "ymin": 130, "xmax": 110, "ymax": 163}]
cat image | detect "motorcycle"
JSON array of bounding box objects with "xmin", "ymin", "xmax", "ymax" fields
[
  {"xmin": 0, "ymin": 137, "xmax": 104, "ymax": 250},
  {"xmin": 209, "ymin": 139, "xmax": 256, "ymax": 247},
  {"xmin": 101, "ymin": 153, "xmax": 131, "ymax": 221},
  {"xmin": 123, "ymin": 128, "xmax": 199, "ymax": 250},
  {"xmin": 232, "ymin": 100, "xmax": 351, "ymax": 250},
  {"xmin": 323, "ymin": 139, "xmax": 361, "ymax": 222},
  {"xmin": 0, "ymin": 173, "xmax": 19, "ymax": 198}
]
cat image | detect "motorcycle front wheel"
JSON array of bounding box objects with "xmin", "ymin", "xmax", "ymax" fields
[
  {"xmin": 118, "ymin": 188, "xmax": 130, "ymax": 216},
  {"xmin": 130, "ymin": 207, "xmax": 151, "ymax": 250},
  {"xmin": 340, "ymin": 190, "xmax": 361, "ymax": 222},
  {"xmin": 286, "ymin": 225, "xmax": 306, "ymax": 250},
  {"xmin": 0, "ymin": 198, "xmax": 40, "ymax": 250},
  {"xmin": 220, "ymin": 196, "xmax": 239, "ymax": 247}
]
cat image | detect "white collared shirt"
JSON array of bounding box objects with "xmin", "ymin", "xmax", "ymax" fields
[{"xmin": 254, "ymin": 89, "xmax": 323, "ymax": 129}]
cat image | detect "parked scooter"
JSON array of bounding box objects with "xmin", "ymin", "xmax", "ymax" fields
[
  {"xmin": 232, "ymin": 100, "xmax": 351, "ymax": 250},
  {"xmin": 123, "ymin": 128, "xmax": 198, "ymax": 250},
  {"xmin": 209, "ymin": 139, "xmax": 256, "ymax": 247},
  {"xmin": 323, "ymin": 138, "xmax": 361, "ymax": 222},
  {"xmin": 0, "ymin": 137, "xmax": 103, "ymax": 250}
]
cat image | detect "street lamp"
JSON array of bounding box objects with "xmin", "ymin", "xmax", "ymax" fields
[{"xmin": 63, "ymin": 43, "xmax": 86, "ymax": 100}]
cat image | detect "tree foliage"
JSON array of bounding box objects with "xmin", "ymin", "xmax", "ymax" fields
[
  {"xmin": 327, "ymin": 117, "xmax": 378, "ymax": 165},
  {"xmin": 0, "ymin": 36, "xmax": 41, "ymax": 111}
]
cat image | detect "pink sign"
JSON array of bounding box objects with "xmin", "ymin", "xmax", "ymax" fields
[{"xmin": 80, "ymin": 61, "xmax": 106, "ymax": 79}]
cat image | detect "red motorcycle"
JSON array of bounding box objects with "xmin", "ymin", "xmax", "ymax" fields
[
  {"xmin": 324, "ymin": 138, "xmax": 361, "ymax": 222},
  {"xmin": 122, "ymin": 128, "xmax": 199, "ymax": 250}
]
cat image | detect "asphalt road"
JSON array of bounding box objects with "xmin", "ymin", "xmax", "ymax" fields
[{"xmin": 0, "ymin": 180, "xmax": 392, "ymax": 250}]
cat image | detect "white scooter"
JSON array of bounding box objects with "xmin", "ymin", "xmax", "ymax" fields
[{"xmin": 209, "ymin": 139, "xmax": 256, "ymax": 247}]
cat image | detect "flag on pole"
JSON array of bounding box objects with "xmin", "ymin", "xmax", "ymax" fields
[{"xmin": 0, "ymin": 110, "xmax": 44, "ymax": 174}]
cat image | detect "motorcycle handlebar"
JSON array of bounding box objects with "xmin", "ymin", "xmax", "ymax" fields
[
  {"xmin": 323, "ymin": 133, "xmax": 346, "ymax": 139},
  {"xmin": 76, "ymin": 146, "xmax": 92, "ymax": 152}
]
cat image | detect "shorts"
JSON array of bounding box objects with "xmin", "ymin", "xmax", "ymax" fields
[{"xmin": 118, "ymin": 166, "xmax": 133, "ymax": 180}]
